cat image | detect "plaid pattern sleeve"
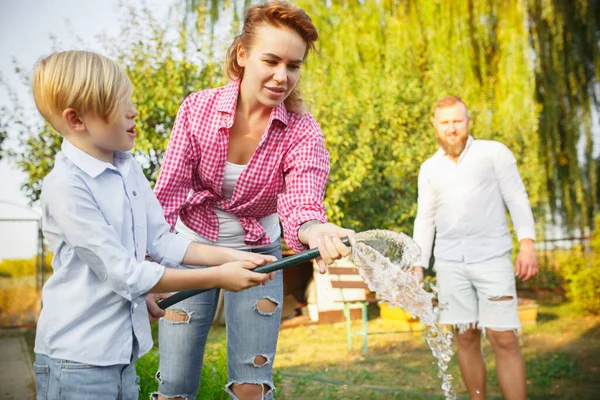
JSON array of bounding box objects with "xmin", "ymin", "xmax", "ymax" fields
[
  {"xmin": 153, "ymin": 95, "xmax": 196, "ymax": 231},
  {"xmin": 277, "ymin": 113, "xmax": 330, "ymax": 253}
]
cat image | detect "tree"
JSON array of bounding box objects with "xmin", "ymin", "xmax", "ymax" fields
[
  {"xmin": 528, "ymin": 0, "xmax": 600, "ymax": 233},
  {"xmin": 299, "ymin": 0, "xmax": 544, "ymax": 234},
  {"xmin": 9, "ymin": 4, "xmax": 225, "ymax": 201},
  {"xmin": 5, "ymin": 0, "xmax": 599, "ymax": 236}
]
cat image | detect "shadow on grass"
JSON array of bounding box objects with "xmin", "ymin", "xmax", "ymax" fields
[{"xmin": 537, "ymin": 312, "xmax": 559, "ymax": 323}]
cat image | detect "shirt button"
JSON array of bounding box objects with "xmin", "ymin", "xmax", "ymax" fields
[{"xmin": 133, "ymin": 191, "xmax": 137, "ymax": 196}]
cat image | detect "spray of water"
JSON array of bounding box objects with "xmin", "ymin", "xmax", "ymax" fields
[{"xmin": 351, "ymin": 229, "xmax": 456, "ymax": 400}]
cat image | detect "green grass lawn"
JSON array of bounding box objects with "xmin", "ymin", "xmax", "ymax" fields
[
  {"xmin": 7, "ymin": 302, "xmax": 599, "ymax": 399},
  {"xmin": 272, "ymin": 302, "xmax": 600, "ymax": 399}
]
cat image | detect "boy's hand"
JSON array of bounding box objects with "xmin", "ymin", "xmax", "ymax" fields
[
  {"xmin": 226, "ymin": 248, "xmax": 277, "ymax": 265},
  {"xmin": 146, "ymin": 293, "xmax": 169, "ymax": 323},
  {"xmin": 215, "ymin": 261, "xmax": 275, "ymax": 292}
]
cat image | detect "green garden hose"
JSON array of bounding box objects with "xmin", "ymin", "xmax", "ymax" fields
[{"xmin": 157, "ymin": 236, "xmax": 351, "ymax": 309}]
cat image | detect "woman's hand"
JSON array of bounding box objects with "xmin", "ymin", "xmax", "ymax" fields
[{"xmin": 298, "ymin": 221, "xmax": 355, "ymax": 273}]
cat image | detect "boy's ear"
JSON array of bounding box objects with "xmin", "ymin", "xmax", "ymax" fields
[{"xmin": 62, "ymin": 108, "xmax": 86, "ymax": 133}]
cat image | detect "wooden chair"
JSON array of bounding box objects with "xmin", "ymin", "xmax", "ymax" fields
[{"xmin": 328, "ymin": 266, "xmax": 378, "ymax": 356}]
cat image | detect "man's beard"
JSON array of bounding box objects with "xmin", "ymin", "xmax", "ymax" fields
[{"xmin": 437, "ymin": 133, "xmax": 467, "ymax": 157}]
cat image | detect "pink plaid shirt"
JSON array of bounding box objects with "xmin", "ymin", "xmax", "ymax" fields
[{"xmin": 154, "ymin": 80, "xmax": 329, "ymax": 253}]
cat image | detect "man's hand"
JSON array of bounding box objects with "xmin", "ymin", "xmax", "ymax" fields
[
  {"xmin": 146, "ymin": 293, "xmax": 169, "ymax": 323},
  {"xmin": 515, "ymin": 238, "xmax": 538, "ymax": 281},
  {"xmin": 298, "ymin": 221, "xmax": 355, "ymax": 274},
  {"xmin": 412, "ymin": 266, "xmax": 424, "ymax": 283}
]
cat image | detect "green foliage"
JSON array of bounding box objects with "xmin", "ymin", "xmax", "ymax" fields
[
  {"xmin": 13, "ymin": 123, "xmax": 61, "ymax": 202},
  {"xmin": 4, "ymin": 0, "xmax": 599, "ymax": 235},
  {"xmin": 559, "ymin": 216, "xmax": 600, "ymax": 314},
  {"xmin": 7, "ymin": 4, "xmax": 224, "ymax": 201},
  {"xmin": 299, "ymin": 0, "xmax": 544, "ymax": 233},
  {"xmin": 0, "ymin": 109, "xmax": 8, "ymax": 159},
  {"xmin": 528, "ymin": 0, "xmax": 600, "ymax": 232},
  {"xmin": 111, "ymin": 6, "xmax": 226, "ymax": 183},
  {"xmin": 517, "ymin": 256, "xmax": 566, "ymax": 291}
]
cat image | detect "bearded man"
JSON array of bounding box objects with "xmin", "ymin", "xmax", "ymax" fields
[{"xmin": 412, "ymin": 96, "xmax": 539, "ymax": 400}]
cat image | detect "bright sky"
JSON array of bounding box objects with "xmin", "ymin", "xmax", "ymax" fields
[{"xmin": 0, "ymin": 0, "xmax": 171, "ymax": 260}]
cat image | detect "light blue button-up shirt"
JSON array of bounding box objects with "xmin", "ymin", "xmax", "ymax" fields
[
  {"xmin": 35, "ymin": 140, "xmax": 191, "ymax": 366},
  {"xmin": 413, "ymin": 136, "xmax": 536, "ymax": 268}
]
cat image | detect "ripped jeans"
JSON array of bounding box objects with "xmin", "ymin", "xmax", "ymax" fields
[{"xmin": 155, "ymin": 241, "xmax": 283, "ymax": 400}]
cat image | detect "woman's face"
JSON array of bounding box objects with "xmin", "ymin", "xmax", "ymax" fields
[{"xmin": 237, "ymin": 24, "xmax": 307, "ymax": 109}]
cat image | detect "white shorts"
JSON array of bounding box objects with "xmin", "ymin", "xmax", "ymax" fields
[{"xmin": 434, "ymin": 253, "xmax": 521, "ymax": 334}]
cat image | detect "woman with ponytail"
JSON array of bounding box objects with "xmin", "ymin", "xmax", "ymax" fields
[{"xmin": 153, "ymin": 2, "xmax": 354, "ymax": 399}]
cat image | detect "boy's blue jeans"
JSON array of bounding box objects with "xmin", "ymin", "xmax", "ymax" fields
[
  {"xmin": 155, "ymin": 241, "xmax": 283, "ymax": 400},
  {"xmin": 33, "ymin": 339, "xmax": 139, "ymax": 399}
]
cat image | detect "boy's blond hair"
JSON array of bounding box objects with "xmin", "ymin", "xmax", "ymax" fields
[{"xmin": 32, "ymin": 50, "xmax": 132, "ymax": 133}]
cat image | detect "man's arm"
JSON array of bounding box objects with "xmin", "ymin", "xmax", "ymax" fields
[
  {"xmin": 412, "ymin": 163, "xmax": 437, "ymax": 282},
  {"xmin": 493, "ymin": 143, "xmax": 538, "ymax": 280}
]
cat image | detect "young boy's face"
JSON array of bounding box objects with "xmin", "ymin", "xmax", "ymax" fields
[{"xmin": 81, "ymin": 94, "xmax": 138, "ymax": 159}]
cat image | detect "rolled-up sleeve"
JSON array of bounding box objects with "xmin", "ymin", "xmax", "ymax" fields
[
  {"xmin": 278, "ymin": 114, "xmax": 329, "ymax": 253},
  {"xmin": 44, "ymin": 174, "xmax": 165, "ymax": 300}
]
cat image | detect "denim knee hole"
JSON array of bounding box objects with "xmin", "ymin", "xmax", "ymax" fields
[
  {"xmin": 254, "ymin": 297, "xmax": 279, "ymax": 316},
  {"xmin": 163, "ymin": 308, "xmax": 192, "ymax": 324},
  {"xmin": 252, "ymin": 354, "xmax": 271, "ymax": 367}
]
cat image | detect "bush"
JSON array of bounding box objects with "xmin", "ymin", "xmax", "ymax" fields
[
  {"xmin": 0, "ymin": 276, "xmax": 40, "ymax": 327},
  {"xmin": 560, "ymin": 216, "xmax": 600, "ymax": 314}
]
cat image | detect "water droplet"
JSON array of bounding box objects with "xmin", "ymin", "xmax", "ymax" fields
[{"xmin": 351, "ymin": 230, "xmax": 456, "ymax": 399}]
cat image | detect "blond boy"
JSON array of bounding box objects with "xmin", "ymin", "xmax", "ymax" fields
[{"xmin": 31, "ymin": 50, "xmax": 275, "ymax": 400}]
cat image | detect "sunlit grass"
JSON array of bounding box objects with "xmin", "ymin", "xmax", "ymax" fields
[{"xmin": 12, "ymin": 301, "xmax": 599, "ymax": 399}]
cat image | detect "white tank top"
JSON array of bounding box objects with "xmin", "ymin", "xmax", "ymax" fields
[{"xmin": 175, "ymin": 161, "xmax": 280, "ymax": 249}]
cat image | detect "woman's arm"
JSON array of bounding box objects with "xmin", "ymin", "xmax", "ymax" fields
[{"xmin": 277, "ymin": 114, "xmax": 353, "ymax": 273}]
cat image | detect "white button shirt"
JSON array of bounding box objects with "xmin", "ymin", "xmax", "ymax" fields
[
  {"xmin": 35, "ymin": 140, "xmax": 191, "ymax": 366},
  {"xmin": 413, "ymin": 136, "xmax": 535, "ymax": 268}
]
